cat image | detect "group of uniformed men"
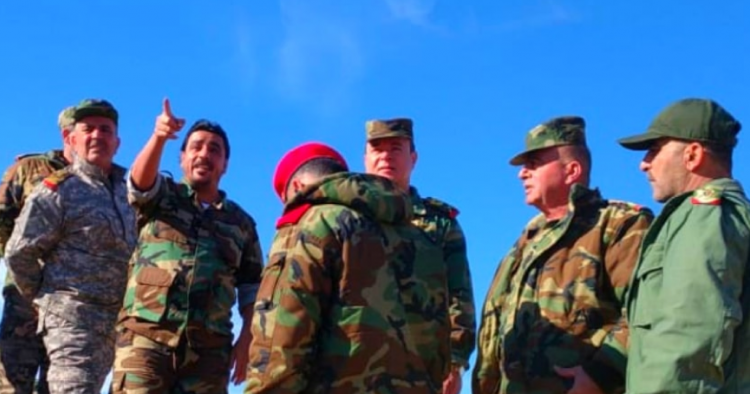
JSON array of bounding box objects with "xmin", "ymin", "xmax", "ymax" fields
[{"xmin": 0, "ymin": 96, "xmax": 747, "ymax": 394}]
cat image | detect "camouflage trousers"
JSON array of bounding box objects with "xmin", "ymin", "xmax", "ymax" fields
[
  {"xmin": 110, "ymin": 329, "xmax": 232, "ymax": 394},
  {"xmin": 0, "ymin": 288, "xmax": 49, "ymax": 394},
  {"xmin": 39, "ymin": 304, "xmax": 117, "ymax": 394}
]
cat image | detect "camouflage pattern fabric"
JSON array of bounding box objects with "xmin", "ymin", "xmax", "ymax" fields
[
  {"xmin": 115, "ymin": 174, "xmax": 262, "ymax": 389},
  {"xmin": 509, "ymin": 116, "xmax": 587, "ymax": 165},
  {"xmin": 39, "ymin": 298, "xmax": 117, "ymax": 393},
  {"xmin": 110, "ymin": 329, "xmax": 232, "ymax": 394},
  {"xmin": 472, "ymin": 185, "xmax": 653, "ymax": 394},
  {"xmin": 4, "ymin": 157, "xmax": 137, "ymax": 394},
  {"xmin": 246, "ymin": 172, "xmax": 451, "ymax": 394},
  {"xmin": 410, "ymin": 187, "xmax": 476, "ymax": 369},
  {"xmin": 0, "ymin": 150, "xmax": 66, "ymax": 394}
]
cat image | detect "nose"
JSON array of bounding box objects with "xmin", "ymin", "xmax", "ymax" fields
[
  {"xmin": 639, "ymin": 155, "xmax": 651, "ymax": 172},
  {"xmin": 518, "ymin": 167, "xmax": 530, "ymax": 180}
]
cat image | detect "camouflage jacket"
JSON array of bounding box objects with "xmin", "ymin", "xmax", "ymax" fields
[
  {"xmin": 120, "ymin": 174, "xmax": 263, "ymax": 349},
  {"xmin": 626, "ymin": 178, "xmax": 750, "ymax": 393},
  {"xmin": 246, "ymin": 173, "xmax": 452, "ymax": 394},
  {"xmin": 472, "ymin": 185, "xmax": 653, "ymax": 394},
  {"xmin": 410, "ymin": 187, "xmax": 476, "ymax": 369},
  {"xmin": 0, "ymin": 149, "xmax": 68, "ymax": 259},
  {"xmin": 4, "ymin": 157, "xmax": 137, "ymax": 314}
]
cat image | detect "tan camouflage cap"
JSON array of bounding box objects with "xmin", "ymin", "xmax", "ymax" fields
[
  {"xmin": 509, "ymin": 116, "xmax": 587, "ymax": 165},
  {"xmin": 57, "ymin": 106, "xmax": 76, "ymax": 129},
  {"xmin": 365, "ymin": 118, "xmax": 414, "ymax": 142},
  {"xmin": 72, "ymin": 98, "xmax": 119, "ymax": 125}
]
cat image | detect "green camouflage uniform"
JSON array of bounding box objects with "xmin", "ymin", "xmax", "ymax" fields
[
  {"xmin": 619, "ymin": 99, "xmax": 750, "ymax": 393},
  {"xmin": 473, "ymin": 117, "xmax": 654, "ymax": 394},
  {"xmin": 366, "ymin": 118, "xmax": 477, "ymax": 372},
  {"xmin": 246, "ymin": 172, "xmax": 451, "ymax": 394},
  {"xmin": 111, "ymin": 173, "xmax": 264, "ymax": 394},
  {"xmin": 0, "ymin": 106, "xmax": 74, "ymax": 394}
]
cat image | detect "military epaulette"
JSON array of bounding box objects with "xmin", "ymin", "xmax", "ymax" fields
[
  {"xmin": 691, "ymin": 187, "xmax": 722, "ymax": 206},
  {"xmin": 424, "ymin": 197, "xmax": 460, "ymax": 219},
  {"xmin": 607, "ymin": 199, "xmax": 646, "ymax": 213},
  {"xmin": 41, "ymin": 169, "xmax": 73, "ymax": 192},
  {"xmin": 14, "ymin": 152, "xmax": 46, "ymax": 162}
]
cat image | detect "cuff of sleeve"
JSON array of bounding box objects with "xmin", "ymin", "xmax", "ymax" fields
[
  {"xmin": 451, "ymin": 356, "xmax": 470, "ymax": 371},
  {"xmin": 238, "ymin": 283, "xmax": 260, "ymax": 311},
  {"xmin": 126, "ymin": 171, "xmax": 162, "ymax": 202},
  {"xmin": 581, "ymin": 359, "xmax": 624, "ymax": 394}
]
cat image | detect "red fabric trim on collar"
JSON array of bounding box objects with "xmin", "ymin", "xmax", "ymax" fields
[{"xmin": 275, "ymin": 204, "xmax": 313, "ymax": 228}]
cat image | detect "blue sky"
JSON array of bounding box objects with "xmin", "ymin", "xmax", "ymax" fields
[{"xmin": 1, "ymin": 1, "xmax": 749, "ymax": 393}]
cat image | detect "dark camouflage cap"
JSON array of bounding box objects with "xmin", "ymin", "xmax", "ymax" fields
[
  {"xmin": 72, "ymin": 98, "xmax": 119, "ymax": 125},
  {"xmin": 618, "ymin": 98, "xmax": 741, "ymax": 151},
  {"xmin": 365, "ymin": 118, "xmax": 414, "ymax": 142},
  {"xmin": 509, "ymin": 116, "xmax": 587, "ymax": 165},
  {"xmin": 57, "ymin": 106, "xmax": 76, "ymax": 129}
]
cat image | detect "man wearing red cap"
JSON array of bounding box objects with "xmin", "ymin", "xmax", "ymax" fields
[{"xmin": 245, "ymin": 142, "xmax": 452, "ymax": 394}]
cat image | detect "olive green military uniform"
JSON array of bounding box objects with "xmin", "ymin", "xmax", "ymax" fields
[{"xmin": 619, "ymin": 98, "xmax": 750, "ymax": 393}]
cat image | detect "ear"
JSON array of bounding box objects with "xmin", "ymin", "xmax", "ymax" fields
[
  {"xmin": 411, "ymin": 150, "xmax": 418, "ymax": 168},
  {"xmin": 222, "ymin": 159, "xmax": 229, "ymax": 175},
  {"xmin": 565, "ymin": 160, "xmax": 583, "ymax": 185},
  {"xmin": 113, "ymin": 135, "xmax": 121, "ymax": 154},
  {"xmin": 684, "ymin": 142, "xmax": 705, "ymax": 171}
]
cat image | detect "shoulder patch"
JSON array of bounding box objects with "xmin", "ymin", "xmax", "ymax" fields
[
  {"xmin": 424, "ymin": 197, "xmax": 460, "ymax": 219},
  {"xmin": 42, "ymin": 169, "xmax": 73, "ymax": 192},
  {"xmin": 691, "ymin": 187, "xmax": 722, "ymax": 206}
]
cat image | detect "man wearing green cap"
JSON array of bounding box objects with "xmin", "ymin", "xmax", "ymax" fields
[
  {"xmin": 472, "ymin": 116, "xmax": 653, "ymax": 394},
  {"xmin": 5, "ymin": 99, "xmax": 137, "ymax": 394},
  {"xmin": 0, "ymin": 105, "xmax": 76, "ymax": 394},
  {"xmin": 364, "ymin": 118, "xmax": 476, "ymax": 394},
  {"xmin": 619, "ymin": 98, "xmax": 750, "ymax": 393}
]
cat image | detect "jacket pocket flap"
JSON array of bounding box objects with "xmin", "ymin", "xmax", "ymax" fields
[{"xmin": 136, "ymin": 266, "xmax": 176, "ymax": 287}]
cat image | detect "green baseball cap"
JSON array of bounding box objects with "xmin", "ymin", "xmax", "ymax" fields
[
  {"xmin": 72, "ymin": 99, "xmax": 119, "ymax": 125},
  {"xmin": 365, "ymin": 118, "xmax": 414, "ymax": 142},
  {"xmin": 509, "ymin": 116, "xmax": 587, "ymax": 166},
  {"xmin": 57, "ymin": 106, "xmax": 76, "ymax": 129},
  {"xmin": 618, "ymin": 98, "xmax": 741, "ymax": 151}
]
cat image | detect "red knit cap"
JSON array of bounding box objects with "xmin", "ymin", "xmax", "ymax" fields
[{"xmin": 273, "ymin": 142, "xmax": 348, "ymax": 199}]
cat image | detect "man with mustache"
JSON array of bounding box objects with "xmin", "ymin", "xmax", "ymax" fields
[
  {"xmin": 5, "ymin": 99, "xmax": 137, "ymax": 394},
  {"xmin": 618, "ymin": 98, "xmax": 750, "ymax": 393},
  {"xmin": 111, "ymin": 99, "xmax": 263, "ymax": 394},
  {"xmin": 0, "ymin": 105, "xmax": 76, "ymax": 394},
  {"xmin": 363, "ymin": 118, "xmax": 476, "ymax": 394},
  {"xmin": 246, "ymin": 142, "xmax": 450, "ymax": 394},
  {"xmin": 472, "ymin": 116, "xmax": 653, "ymax": 394}
]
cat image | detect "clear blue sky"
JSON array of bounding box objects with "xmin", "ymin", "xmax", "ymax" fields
[{"xmin": 1, "ymin": 1, "xmax": 749, "ymax": 393}]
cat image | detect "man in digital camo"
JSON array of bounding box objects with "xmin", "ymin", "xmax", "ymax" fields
[
  {"xmin": 363, "ymin": 118, "xmax": 476, "ymax": 394},
  {"xmin": 619, "ymin": 98, "xmax": 750, "ymax": 393},
  {"xmin": 0, "ymin": 105, "xmax": 75, "ymax": 394},
  {"xmin": 5, "ymin": 99, "xmax": 137, "ymax": 394},
  {"xmin": 111, "ymin": 99, "xmax": 263, "ymax": 394},
  {"xmin": 245, "ymin": 141, "xmax": 451, "ymax": 394},
  {"xmin": 472, "ymin": 116, "xmax": 653, "ymax": 394}
]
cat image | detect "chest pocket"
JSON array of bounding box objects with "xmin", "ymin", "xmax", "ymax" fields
[
  {"xmin": 150, "ymin": 218, "xmax": 190, "ymax": 244},
  {"xmin": 213, "ymin": 221, "xmax": 245, "ymax": 271},
  {"xmin": 629, "ymin": 243, "xmax": 665, "ymax": 329}
]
